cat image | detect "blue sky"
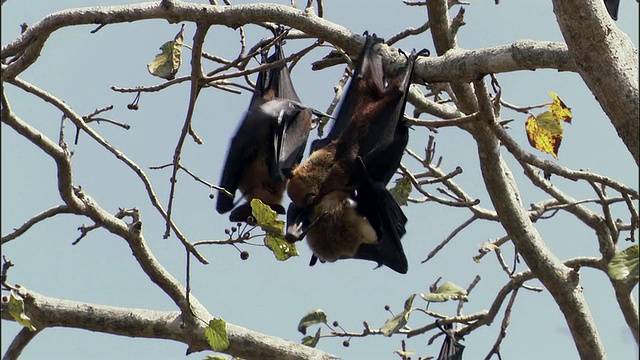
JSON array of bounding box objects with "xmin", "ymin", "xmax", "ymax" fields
[{"xmin": 2, "ymin": 1, "xmax": 638, "ymax": 359}]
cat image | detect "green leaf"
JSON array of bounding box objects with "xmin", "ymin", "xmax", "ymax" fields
[
  {"xmin": 8, "ymin": 291, "xmax": 36, "ymax": 331},
  {"xmin": 389, "ymin": 175, "xmax": 412, "ymax": 206},
  {"xmin": 381, "ymin": 311, "xmax": 409, "ymax": 337},
  {"xmin": 251, "ymin": 199, "xmax": 298, "ymax": 261},
  {"xmin": 301, "ymin": 328, "xmax": 322, "ymax": 347},
  {"xmin": 147, "ymin": 24, "xmax": 185, "ymax": 80},
  {"xmin": 250, "ymin": 199, "xmax": 284, "ymax": 234},
  {"xmin": 607, "ymin": 245, "xmax": 639, "ymax": 282},
  {"xmin": 297, "ymin": 309, "xmax": 327, "ymax": 335},
  {"xmin": 264, "ymin": 232, "xmax": 299, "ymax": 261},
  {"xmin": 381, "ymin": 294, "xmax": 416, "ymax": 337},
  {"xmin": 403, "ymin": 293, "xmax": 417, "ymax": 311},
  {"xmin": 420, "ymin": 281, "xmax": 468, "ymax": 303},
  {"xmin": 205, "ymin": 318, "xmax": 229, "ymax": 352}
]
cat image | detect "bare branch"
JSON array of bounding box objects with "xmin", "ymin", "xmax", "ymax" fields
[
  {"xmin": 386, "ymin": 21, "xmax": 430, "ymax": 46},
  {"xmin": 484, "ymin": 288, "xmax": 519, "ymax": 360},
  {"xmin": 422, "ymin": 215, "xmax": 478, "ymax": 263},
  {"xmin": 5, "ymin": 77, "xmax": 208, "ymax": 264},
  {"xmin": 1, "ymin": 205, "xmax": 73, "ymax": 244},
  {"xmin": 471, "ymin": 77, "xmax": 605, "ymax": 358},
  {"xmin": 164, "ymin": 24, "xmax": 210, "ymax": 238},
  {"xmin": 552, "ymin": 0, "xmax": 639, "ymax": 164},
  {"xmin": 2, "ymin": 326, "xmax": 42, "ymax": 360},
  {"xmin": 0, "ymin": 287, "xmax": 338, "ymax": 359}
]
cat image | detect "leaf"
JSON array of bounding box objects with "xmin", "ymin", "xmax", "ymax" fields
[
  {"xmin": 389, "ymin": 175, "xmax": 412, "ymax": 206},
  {"xmin": 297, "ymin": 309, "xmax": 327, "ymax": 335},
  {"xmin": 301, "ymin": 328, "xmax": 322, "ymax": 347},
  {"xmin": 204, "ymin": 356, "xmax": 230, "ymax": 360},
  {"xmin": 251, "ymin": 199, "xmax": 299, "ymax": 261},
  {"xmin": 264, "ymin": 232, "xmax": 299, "ymax": 261},
  {"xmin": 525, "ymin": 110, "xmax": 563, "ymax": 159},
  {"xmin": 403, "ymin": 293, "xmax": 417, "ymax": 311},
  {"xmin": 381, "ymin": 311, "xmax": 409, "ymax": 337},
  {"xmin": 420, "ymin": 281, "xmax": 468, "ymax": 303},
  {"xmin": 205, "ymin": 318, "xmax": 229, "ymax": 352},
  {"xmin": 607, "ymin": 245, "xmax": 639, "ymax": 282},
  {"xmin": 250, "ymin": 198, "xmax": 285, "ymax": 235},
  {"xmin": 548, "ymin": 91, "xmax": 572, "ymax": 124},
  {"xmin": 525, "ymin": 91, "xmax": 573, "ymax": 158},
  {"xmin": 381, "ymin": 294, "xmax": 416, "ymax": 337},
  {"xmin": 147, "ymin": 24, "xmax": 185, "ymax": 80},
  {"xmin": 8, "ymin": 291, "xmax": 36, "ymax": 331}
]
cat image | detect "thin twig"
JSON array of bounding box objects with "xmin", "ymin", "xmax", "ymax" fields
[
  {"xmin": 484, "ymin": 288, "xmax": 519, "ymax": 360},
  {"xmin": 1, "ymin": 205, "xmax": 73, "ymax": 244},
  {"xmin": 422, "ymin": 215, "xmax": 478, "ymax": 263}
]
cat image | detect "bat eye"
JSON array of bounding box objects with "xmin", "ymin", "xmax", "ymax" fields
[{"xmin": 304, "ymin": 193, "xmax": 316, "ymax": 205}]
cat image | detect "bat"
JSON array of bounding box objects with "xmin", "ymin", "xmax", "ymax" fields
[
  {"xmin": 216, "ymin": 28, "xmax": 312, "ymax": 222},
  {"xmin": 603, "ymin": 0, "xmax": 619, "ymax": 20},
  {"xmin": 436, "ymin": 322, "xmax": 465, "ymax": 360},
  {"xmin": 285, "ymin": 32, "xmax": 419, "ymax": 273}
]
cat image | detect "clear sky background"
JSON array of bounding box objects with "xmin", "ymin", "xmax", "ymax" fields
[{"xmin": 2, "ymin": 1, "xmax": 638, "ymax": 359}]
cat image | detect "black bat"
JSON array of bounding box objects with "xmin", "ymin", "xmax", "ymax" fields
[
  {"xmin": 603, "ymin": 0, "xmax": 619, "ymax": 20},
  {"xmin": 216, "ymin": 28, "xmax": 312, "ymax": 222},
  {"xmin": 436, "ymin": 322, "xmax": 465, "ymax": 360},
  {"xmin": 285, "ymin": 32, "xmax": 419, "ymax": 273}
]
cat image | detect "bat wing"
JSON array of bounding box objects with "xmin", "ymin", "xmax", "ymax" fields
[
  {"xmin": 218, "ymin": 27, "xmax": 311, "ymax": 215},
  {"xmin": 363, "ymin": 120, "xmax": 409, "ymax": 185},
  {"xmin": 356, "ymin": 48, "xmax": 418, "ymax": 171},
  {"xmin": 353, "ymin": 157, "xmax": 408, "ymax": 273},
  {"xmin": 603, "ymin": 0, "xmax": 619, "ymax": 20},
  {"xmin": 262, "ymin": 99, "xmax": 311, "ymax": 181},
  {"xmin": 311, "ymin": 32, "xmax": 384, "ymax": 152},
  {"xmin": 437, "ymin": 323, "xmax": 465, "ymax": 360},
  {"xmin": 265, "ymin": 29, "xmax": 312, "ymax": 180},
  {"xmin": 216, "ymin": 104, "xmax": 273, "ymax": 214}
]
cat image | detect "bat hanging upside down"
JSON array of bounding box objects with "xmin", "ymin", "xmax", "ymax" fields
[
  {"xmin": 285, "ymin": 32, "xmax": 423, "ymax": 274},
  {"xmin": 216, "ymin": 28, "xmax": 316, "ymax": 222}
]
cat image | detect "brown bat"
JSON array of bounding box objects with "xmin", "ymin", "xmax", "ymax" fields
[{"xmin": 285, "ymin": 32, "xmax": 421, "ymax": 273}]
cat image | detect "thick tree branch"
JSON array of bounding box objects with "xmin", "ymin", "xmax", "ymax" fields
[
  {"xmin": 612, "ymin": 281, "xmax": 640, "ymax": 344},
  {"xmin": 0, "ymin": 287, "xmax": 338, "ymax": 360},
  {"xmin": 1, "ymin": 2, "xmax": 575, "ymax": 86},
  {"xmin": 426, "ymin": 1, "xmax": 477, "ymax": 114},
  {"xmin": 470, "ymin": 78, "xmax": 605, "ymax": 358},
  {"xmin": 552, "ymin": 0, "xmax": 639, "ymax": 165}
]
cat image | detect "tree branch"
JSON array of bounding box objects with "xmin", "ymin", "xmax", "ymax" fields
[
  {"xmin": 470, "ymin": 78, "xmax": 605, "ymax": 358},
  {"xmin": 0, "ymin": 287, "xmax": 338, "ymax": 360},
  {"xmin": 2, "ymin": 326, "xmax": 42, "ymax": 360},
  {"xmin": 4, "ymin": 77, "xmax": 208, "ymax": 264},
  {"xmin": 552, "ymin": 0, "xmax": 639, "ymax": 165},
  {"xmin": 1, "ymin": 3, "xmax": 575, "ymax": 86},
  {"xmin": 1, "ymin": 205, "xmax": 73, "ymax": 244}
]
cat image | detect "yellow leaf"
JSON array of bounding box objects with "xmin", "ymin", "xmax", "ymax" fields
[
  {"xmin": 548, "ymin": 91, "xmax": 572, "ymax": 124},
  {"xmin": 525, "ymin": 110, "xmax": 563, "ymax": 158},
  {"xmin": 389, "ymin": 175, "xmax": 412, "ymax": 206},
  {"xmin": 8, "ymin": 291, "xmax": 36, "ymax": 331},
  {"xmin": 147, "ymin": 24, "xmax": 185, "ymax": 80}
]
